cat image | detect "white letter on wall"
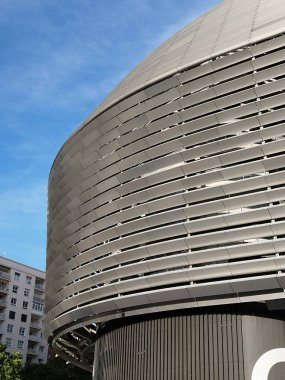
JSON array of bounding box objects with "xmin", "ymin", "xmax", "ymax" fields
[{"xmin": 251, "ymin": 348, "xmax": 285, "ymax": 380}]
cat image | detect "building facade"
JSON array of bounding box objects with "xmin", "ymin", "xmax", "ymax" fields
[
  {"xmin": 46, "ymin": 0, "xmax": 285, "ymax": 379},
  {"xmin": 0, "ymin": 256, "xmax": 48, "ymax": 364}
]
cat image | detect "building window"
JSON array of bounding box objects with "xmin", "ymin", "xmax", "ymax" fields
[
  {"xmin": 22, "ymin": 301, "xmax": 28, "ymax": 309},
  {"xmin": 21, "ymin": 314, "xmax": 27, "ymax": 323},
  {"xmin": 17, "ymin": 340, "xmax": 24, "ymax": 349},
  {"xmin": 14, "ymin": 272, "xmax": 20, "ymax": 281},
  {"xmin": 5, "ymin": 338, "xmax": 12, "ymax": 347},
  {"xmin": 32, "ymin": 301, "xmax": 43, "ymax": 312},
  {"xmin": 11, "ymin": 297, "xmax": 17, "ymax": 306},
  {"xmin": 12, "ymin": 285, "xmax": 18, "ymax": 293},
  {"xmin": 19, "ymin": 327, "xmax": 26, "ymax": 336},
  {"xmin": 38, "ymin": 359, "xmax": 43, "ymax": 363},
  {"xmin": 39, "ymin": 346, "xmax": 44, "ymax": 352},
  {"xmin": 26, "ymin": 276, "xmax": 32, "ymax": 285},
  {"xmin": 7, "ymin": 324, "xmax": 14, "ymax": 333},
  {"xmin": 24, "ymin": 288, "xmax": 30, "ymax": 297},
  {"xmin": 9, "ymin": 311, "xmax": 15, "ymax": 320}
]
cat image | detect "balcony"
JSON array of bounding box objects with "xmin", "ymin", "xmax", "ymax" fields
[
  {"xmin": 30, "ymin": 321, "xmax": 42, "ymax": 329},
  {"xmin": 0, "ymin": 271, "xmax": 10, "ymax": 282},
  {"xmin": 0, "ymin": 299, "xmax": 7, "ymax": 307},
  {"xmin": 31, "ymin": 308, "xmax": 43, "ymax": 316},
  {"xmin": 27, "ymin": 348, "xmax": 38, "ymax": 355},
  {"xmin": 33, "ymin": 296, "xmax": 44, "ymax": 303},
  {"xmin": 28, "ymin": 334, "xmax": 41, "ymax": 343},
  {"xmin": 0, "ymin": 285, "xmax": 8, "ymax": 294},
  {"xmin": 34, "ymin": 283, "xmax": 44, "ymax": 292}
]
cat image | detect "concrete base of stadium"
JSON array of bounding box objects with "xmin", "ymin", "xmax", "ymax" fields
[{"xmin": 92, "ymin": 303, "xmax": 285, "ymax": 380}]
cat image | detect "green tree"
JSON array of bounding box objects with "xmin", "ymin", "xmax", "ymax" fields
[
  {"xmin": 21, "ymin": 356, "xmax": 91, "ymax": 380},
  {"xmin": 0, "ymin": 344, "xmax": 22, "ymax": 380},
  {"xmin": 0, "ymin": 344, "xmax": 91, "ymax": 380}
]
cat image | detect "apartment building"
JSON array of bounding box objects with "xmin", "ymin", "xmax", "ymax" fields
[{"xmin": 0, "ymin": 256, "xmax": 48, "ymax": 364}]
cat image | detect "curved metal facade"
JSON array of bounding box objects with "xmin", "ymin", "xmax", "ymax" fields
[
  {"xmin": 93, "ymin": 305, "xmax": 285, "ymax": 380},
  {"xmin": 45, "ymin": 0, "xmax": 285, "ymax": 374}
]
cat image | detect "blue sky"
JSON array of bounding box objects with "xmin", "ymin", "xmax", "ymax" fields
[{"xmin": 0, "ymin": 0, "xmax": 221, "ymax": 270}]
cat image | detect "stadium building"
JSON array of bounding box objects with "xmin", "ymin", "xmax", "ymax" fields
[{"xmin": 45, "ymin": 0, "xmax": 285, "ymax": 378}]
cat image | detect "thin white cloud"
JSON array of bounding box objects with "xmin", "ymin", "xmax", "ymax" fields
[{"xmin": 0, "ymin": 181, "xmax": 47, "ymax": 229}]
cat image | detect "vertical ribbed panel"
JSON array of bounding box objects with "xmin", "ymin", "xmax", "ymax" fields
[{"xmin": 93, "ymin": 312, "xmax": 245, "ymax": 380}]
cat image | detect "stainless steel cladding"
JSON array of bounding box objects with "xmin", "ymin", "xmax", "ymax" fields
[
  {"xmin": 45, "ymin": 0, "xmax": 285, "ymax": 372},
  {"xmin": 92, "ymin": 306, "xmax": 285, "ymax": 380}
]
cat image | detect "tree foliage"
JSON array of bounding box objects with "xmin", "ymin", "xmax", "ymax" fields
[
  {"xmin": 0, "ymin": 344, "xmax": 91, "ymax": 380},
  {"xmin": 0, "ymin": 344, "xmax": 22, "ymax": 380},
  {"xmin": 21, "ymin": 356, "xmax": 92, "ymax": 380}
]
